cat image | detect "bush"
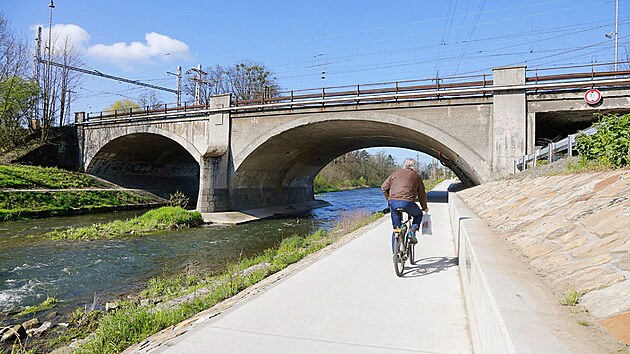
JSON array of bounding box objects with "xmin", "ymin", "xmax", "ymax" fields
[{"xmin": 575, "ymin": 114, "xmax": 630, "ymax": 167}]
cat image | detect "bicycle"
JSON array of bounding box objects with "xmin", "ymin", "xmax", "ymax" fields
[{"xmin": 392, "ymin": 208, "xmax": 415, "ymax": 277}]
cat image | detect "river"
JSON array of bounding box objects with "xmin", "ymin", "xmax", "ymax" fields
[{"xmin": 0, "ymin": 188, "xmax": 386, "ymax": 316}]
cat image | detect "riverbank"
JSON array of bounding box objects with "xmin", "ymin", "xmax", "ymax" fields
[
  {"xmin": 0, "ymin": 164, "xmax": 167, "ymax": 221},
  {"xmin": 0, "ymin": 210, "xmax": 384, "ymax": 353}
]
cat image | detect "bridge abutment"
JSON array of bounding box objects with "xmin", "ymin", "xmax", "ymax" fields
[{"xmin": 492, "ymin": 66, "xmax": 527, "ymax": 177}]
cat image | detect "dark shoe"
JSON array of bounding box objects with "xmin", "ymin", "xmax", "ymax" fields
[{"xmin": 408, "ymin": 232, "xmax": 418, "ymax": 244}]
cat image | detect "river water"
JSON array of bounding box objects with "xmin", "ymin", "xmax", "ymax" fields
[{"xmin": 0, "ymin": 188, "xmax": 386, "ymax": 316}]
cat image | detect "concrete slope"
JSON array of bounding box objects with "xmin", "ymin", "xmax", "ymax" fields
[{"xmin": 153, "ymin": 182, "xmax": 471, "ymax": 353}]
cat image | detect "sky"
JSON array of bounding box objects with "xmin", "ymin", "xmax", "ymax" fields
[{"xmin": 1, "ymin": 0, "xmax": 626, "ymax": 164}]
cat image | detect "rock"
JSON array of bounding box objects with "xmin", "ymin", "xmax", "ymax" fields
[
  {"xmin": 57, "ymin": 322, "xmax": 69, "ymax": 328},
  {"xmin": 0, "ymin": 324, "xmax": 26, "ymax": 343},
  {"xmin": 21, "ymin": 318, "xmax": 40, "ymax": 330},
  {"xmin": 105, "ymin": 302, "xmax": 118, "ymax": 312},
  {"xmin": 238, "ymin": 262, "xmax": 272, "ymax": 277},
  {"xmin": 27, "ymin": 321, "xmax": 52, "ymax": 337},
  {"xmin": 50, "ymin": 346, "xmax": 73, "ymax": 354}
]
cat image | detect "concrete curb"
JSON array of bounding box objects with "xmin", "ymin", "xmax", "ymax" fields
[{"xmin": 449, "ymin": 192, "xmax": 602, "ymax": 353}]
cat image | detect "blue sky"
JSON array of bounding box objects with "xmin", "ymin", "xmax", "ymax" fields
[{"xmin": 1, "ymin": 0, "xmax": 626, "ymax": 164}]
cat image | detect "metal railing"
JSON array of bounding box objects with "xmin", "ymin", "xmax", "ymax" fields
[
  {"xmin": 513, "ymin": 127, "xmax": 597, "ymax": 172},
  {"xmin": 78, "ymin": 61, "xmax": 630, "ymax": 124}
]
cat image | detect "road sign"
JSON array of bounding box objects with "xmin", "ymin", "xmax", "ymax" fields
[{"xmin": 584, "ymin": 89, "xmax": 602, "ymax": 105}]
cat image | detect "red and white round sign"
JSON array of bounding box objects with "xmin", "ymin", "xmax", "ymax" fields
[{"xmin": 584, "ymin": 89, "xmax": 602, "ymax": 105}]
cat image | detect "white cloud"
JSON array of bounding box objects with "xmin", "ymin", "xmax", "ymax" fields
[
  {"xmin": 86, "ymin": 32, "xmax": 192, "ymax": 64},
  {"xmin": 32, "ymin": 23, "xmax": 91, "ymax": 54}
]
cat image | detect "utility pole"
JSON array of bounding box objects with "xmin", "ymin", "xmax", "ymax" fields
[
  {"xmin": 168, "ymin": 66, "xmax": 182, "ymax": 106},
  {"xmin": 188, "ymin": 64, "xmax": 207, "ymax": 105},
  {"xmin": 32, "ymin": 27, "xmax": 42, "ymax": 128},
  {"xmin": 615, "ymin": 0, "xmax": 619, "ymax": 71},
  {"xmin": 42, "ymin": 0, "xmax": 54, "ymax": 138}
]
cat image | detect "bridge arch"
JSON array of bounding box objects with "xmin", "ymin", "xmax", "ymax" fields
[
  {"xmin": 228, "ymin": 114, "xmax": 490, "ymax": 210},
  {"xmin": 85, "ymin": 128, "xmax": 202, "ymax": 204}
]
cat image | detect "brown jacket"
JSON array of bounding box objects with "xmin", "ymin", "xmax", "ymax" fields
[{"xmin": 381, "ymin": 168, "xmax": 428, "ymax": 209}]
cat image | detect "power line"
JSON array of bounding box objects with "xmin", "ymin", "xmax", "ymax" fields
[{"xmin": 38, "ymin": 59, "xmax": 177, "ymax": 94}]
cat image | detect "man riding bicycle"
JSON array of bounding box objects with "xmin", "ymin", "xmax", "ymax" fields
[{"xmin": 381, "ymin": 158, "xmax": 429, "ymax": 246}]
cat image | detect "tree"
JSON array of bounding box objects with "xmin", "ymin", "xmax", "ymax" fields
[
  {"xmin": 183, "ymin": 61, "xmax": 280, "ymax": 104},
  {"xmin": 137, "ymin": 91, "xmax": 164, "ymax": 110},
  {"xmin": 226, "ymin": 62, "xmax": 279, "ymax": 102},
  {"xmin": 39, "ymin": 27, "xmax": 83, "ymax": 139},
  {"xmin": 0, "ymin": 76, "xmax": 39, "ymax": 149},
  {"xmin": 104, "ymin": 99, "xmax": 140, "ymax": 113},
  {"xmin": 0, "ymin": 13, "xmax": 37, "ymax": 151}
]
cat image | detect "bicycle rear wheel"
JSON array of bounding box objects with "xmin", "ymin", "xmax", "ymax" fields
[{"xmin": 393, "ymin": 236, "xmax": 405, "ymax": 277}]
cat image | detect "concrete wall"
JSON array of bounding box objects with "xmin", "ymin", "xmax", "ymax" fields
[{"xmin": 449, "ymin": 193, "xmax": 604, "ymax": 353}]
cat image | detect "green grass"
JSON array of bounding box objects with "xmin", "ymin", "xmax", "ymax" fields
[
  {"xmin": 16, "ymin": 297, "xmax": 58, "ymax": 317},
  {"xmin": 0, "ymin": 164, "xmax": 105, "ymax": 189},
  {"xmin": 63, "ymin": 212, "xmax": 384, "ymax": 353},
  {"xmin": 45, "ymin": 206, "xmax": 204, "ymax": 240},
  {"xmin": 0, "ymin": 190, "xmax": 159, "ymax": 221},
  {"xmin": 560, "ymin": 287, "xmax": 583, "ymax": 306},
  {"xmin": 565, "ymin": 158, "xmax": 616, "ymax": 173}
]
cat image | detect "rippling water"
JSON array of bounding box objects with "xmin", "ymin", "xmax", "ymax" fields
[{"xmin": 0, "ymin": 188, "xmax": 386, "ymax": 314}]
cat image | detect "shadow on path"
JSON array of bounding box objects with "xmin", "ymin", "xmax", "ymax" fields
[{"xmin": 402, "ymin": 256, "xmax": 459, "ymax": 277}]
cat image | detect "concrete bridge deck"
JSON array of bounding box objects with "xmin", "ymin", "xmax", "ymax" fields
[{"xmin": 150, "ymin": 181, "xmax": 472, "ymax": 353}]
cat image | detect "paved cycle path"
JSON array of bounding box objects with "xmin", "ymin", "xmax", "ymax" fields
[{"xmin": 156, "ymin": 181, "xmax": 471, "ymax": 353}]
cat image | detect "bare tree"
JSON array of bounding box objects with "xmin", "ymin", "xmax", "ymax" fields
[
  {"xmin": 39, "ymin": 30, "xmax": 83, "ymax": 138},
  {"xmin": 183, "ymin": 61, "xmax": 280, "ymax": 104},
  {"xmin": 137, "ymin": 90, "xmax": 164, "ymax": 110}
]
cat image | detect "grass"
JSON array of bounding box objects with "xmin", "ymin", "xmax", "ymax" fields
[
  {"xmin": 0, "ymin": 190, "xmax": 160, "ymax": 221},
  {"xmin": 45, "ymin": 206, "xmax": 204, "ymax": 240},
  {"xmin": 59, "ymin": 211, "xmax": 384, "ymax": 353},
  {"xmin": 0, "ymin": 164, "xmax": 166, "ymax": 221},
  {"xmin": 565, "ymin": 158, "xmax": 616, "ymax": 173},
  {"xmin": 560, "ymin": 287, "xmax": 583, "ymax": 306},
  {"xmin": 577, "ymin": 320, "xmax": 591, "ymax": 327},
  {"xmin": 0, "ymin": 164, "xmax": 105, "ymax": 189},
  {"xmin": 16, "ymin": 297, "xmax": 58, "ymax": 317}
]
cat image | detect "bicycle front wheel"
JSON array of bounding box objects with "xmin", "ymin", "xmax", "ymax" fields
[{"xmin": 393, "ymin": 236, "xmax": 405, "ymax": 277}]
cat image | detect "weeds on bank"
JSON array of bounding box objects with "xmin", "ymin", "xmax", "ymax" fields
[
  {"xmin": 45, "ymin": 206, "xmax": 204, "ymax": 240},
  {"xmin": 560, "ymin": 286, "xmax": 583, "ymax": 306},
  {"xmin": 16, "ymin": 297, "xmax": 58, "ymax": 317},
  {"xmin": 67, "ymin": 211, "xmax": 383, "ymax": 353}
]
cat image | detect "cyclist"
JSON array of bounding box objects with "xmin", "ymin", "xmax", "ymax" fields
[{"xmin": 381, "ymin": 158, "xmax": 429, "ymax": 248}]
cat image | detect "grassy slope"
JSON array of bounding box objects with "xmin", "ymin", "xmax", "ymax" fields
[{"xmin": 0, "ymin": 164, "xmax": 164, "ymax": 221}]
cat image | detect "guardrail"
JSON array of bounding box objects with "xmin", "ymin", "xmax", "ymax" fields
[
  {"xmin": 78, "ymin": 61, "xmax": 630, "ymax": 124},
  {"xmin": 513, "ymin": 127, "xmax": 597, "ymax": 172}
]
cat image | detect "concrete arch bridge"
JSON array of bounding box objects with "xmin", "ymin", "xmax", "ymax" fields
[{"xmin": 76, "ymin": 65, "xmax": 630, "ymax": 213}]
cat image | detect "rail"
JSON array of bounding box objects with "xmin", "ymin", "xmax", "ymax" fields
[
  {"xmin": 513, "ymin": 127, "xmax": 597, "ymax": 172},
  {"xmin": 78, "ymin": 61, "xmax": 630, "ymax": 124}
]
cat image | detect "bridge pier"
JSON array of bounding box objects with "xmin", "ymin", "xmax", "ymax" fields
[
  {"xmin": 492, "ymin": 66, "xmax": 527, "ymax": 177},
  {"xmin": 197, "ymin": 155, "xmax": 230, "ymax": 212},
  {"xmin": 197, "ymin": 94, "xmax": 231, "ymax": 212}
]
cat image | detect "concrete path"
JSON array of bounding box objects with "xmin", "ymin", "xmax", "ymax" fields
[{"xmin": 156, "ymin": 181, "xmax": 471, "ymax": 353}]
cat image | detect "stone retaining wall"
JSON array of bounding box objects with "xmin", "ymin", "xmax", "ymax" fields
[{"xmin": 457, "ymin": 170, "xmax": 630, "ymax": 344}]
